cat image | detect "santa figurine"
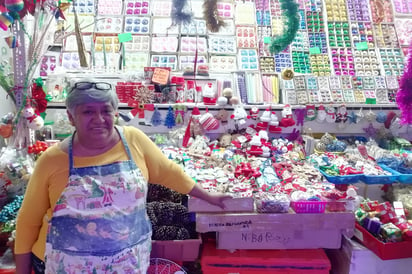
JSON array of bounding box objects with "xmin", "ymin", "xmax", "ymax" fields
[
  {"xmin": 316, "ymin": 105, "xmax": 326, "ymax": 123},
  {"xmin": 279, "ymin": 104, "xmax": 296, "ymax": 127},
  {"xmin": 268, "ymin": 111, "xmax": 282, "ymax": 133},
  {"xmin": 256, "ymin": 109, "xmax": 271, "ymax": 131},
  {"xmin": 335, "ymin": 104, "xmax": 348, "ymax": 123},
  {"xmin": 248, "ymin": 134, "xmax": 263, "ymax": 156},
  {"xmin": 249, "ymin": 106, "xmax": 260, "ymax": 120}
]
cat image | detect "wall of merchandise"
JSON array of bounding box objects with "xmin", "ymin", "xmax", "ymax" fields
[{"xmin": 38, "ymin": 0, "xmax": 412, "ymax": 107}]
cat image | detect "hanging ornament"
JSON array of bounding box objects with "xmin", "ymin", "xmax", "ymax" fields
[
  {"xmin": 164, "ymin": 105, "xmax": 176, "ymax": 128},
  {"xmin": 365, "ymin": 109, "xmax": 377, "ymax": 122},
  {"xmin": 31, "ymin": 79, "xmax": 48, "ymax": 114},
  {"xmin": 347, "ymin": 111, "xmax": 358, "ymax": 124},
  {"xmin": 325, "ymin": 105, "xmax": 336, "ymax": 123},
  {"xmin": 376, "ymin": 111, "xmax": 387, "ymax": 124},
  {"xmin": 316, "ymin": 105, "xmax": 327, "ymax": 123},
  {"xmin": 151, "ymin": 107, "xmax": 162, "ymax": 127},
  {"xmin": 5, "ymin": 0, "xmax": 25, "ymax": 12},
  {"xmin": 269, "ymin": 0, "xmax": 299, "ymax": 54},
  {"xmin": 0, "ymin": 12, "xmax": 14, "ymax": 31},
  {"xmin": 363, "ymin": 123, "xmax": 377, "ymax": 138},
  {"xmin": 171, "ymin": 0, "xmax": 193, "ymax": 26},
  {"xmin": 174, "ymin": 104, "xmax": 186, "ymax": 125},
  {"xmin": 203, "ymin": 0, "xmax": 226, "ymax": 32},
  {"xmin": 335, "ymin": 104, "xmax": 348, "ymax": 123}
]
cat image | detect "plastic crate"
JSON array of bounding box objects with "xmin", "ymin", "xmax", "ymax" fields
[
  {"xmin": 362, "ymin": 164, "xmax": 400, "ymax": 184},
  {"xmin": 291, "ymin": 201, "xmax": 327, "ymax": 213},
  {"xmin": 201, "ymin": 241, "xmax": 331, "ymax": 274},
  {"xmin": 319, "ymin": 169, "xmax": 363, "ymax": 184},
  {"xmin": 354, "ymin": 223, "xmax": 412, "ymax": 260},
  {"xmin": 380, "ymin": 164, "xmax": 412, "ymax": 184}
]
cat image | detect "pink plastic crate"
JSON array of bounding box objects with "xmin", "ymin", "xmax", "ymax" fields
[{"xmin": 291, "ymin": 201, "xmax": 327, "ymax": 213}]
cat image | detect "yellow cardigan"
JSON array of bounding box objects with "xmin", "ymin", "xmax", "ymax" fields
[{"xmin": 15, "ymin": 126, "xmax": 195, "ymax": 260}]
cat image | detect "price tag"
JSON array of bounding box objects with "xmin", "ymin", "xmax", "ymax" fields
[
  {"xmin": 151, "ymin": 68, "xmax": 170, "ymax": 85},
  {"xmin": 118, "ymin": 33, "xmax": 133, "ymax": 43},
  {"xmin": 355, "ymin": 42, "xmax": 368, "ymax": 50},
  {"xmin": 309, "ymin": 47, "xmax": 321, "ymax": 54}
]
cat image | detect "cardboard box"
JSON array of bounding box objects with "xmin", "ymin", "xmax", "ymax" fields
[
  {"xmin": 217, "ymin": 228, "xmax": 343, "ymax": 249},
  {"xmin": 353, "ymin": 222, "xmax": 412, "ymax": 260},
  {"xmin": 188, "ymin": 196, "xmax": 254, "ymax": 213},
  {"xmin": 150, "ymin": 236, "xmax": 201, "ymax": 262},
  {"xmin": 327, "ymin": 236, "xmax": 412, "ymax": 274}
]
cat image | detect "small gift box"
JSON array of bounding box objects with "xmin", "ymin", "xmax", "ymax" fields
[
  {"xmin": 362, "ymin": 217, "xmax": 382, "ymax": 235},
  {"xmin": 355, "ymin": 208, "xmax": 368, "ymax": 223},
  {"xmin": 380, "ymin": 223, "xmax": 402, "ymax": 242}
]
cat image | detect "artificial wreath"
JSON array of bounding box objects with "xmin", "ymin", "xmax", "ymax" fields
[{"xmin": 269, "ymin": 0, "xmax": 299, "ymax": 54}]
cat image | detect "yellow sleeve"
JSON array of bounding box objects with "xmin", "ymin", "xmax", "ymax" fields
[
  {"xmin": 15, "ymin": 145, "xmax": 64, "ymax": 255},
  {"xmin": 124, "ymin": 126, "xmax": 196, "ymax": 194}
]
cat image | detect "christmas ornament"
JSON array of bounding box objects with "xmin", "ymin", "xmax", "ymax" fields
[
  {"xmin": 316, "ymin": 105, "xmax": 326, "ymax": 123},
  {"xmin": 363, "ymin": 123, "xmax": 377, "ymax": 138},
  {"xmin": 256, "ymin": 109, "xmax": 271, "ymax": 131},
  {"xmin": 199, "ymin": 110, "xmax": 219, "ymax": 131},
  {"xmin": 268, "ymin": 112, "xmax": 281, "ymax": 133},
  {"xmin": 151, "ymin": 107, "xmax": 162, "ymax": 127},
  {"xmin": 365, "ymin": 109, "xmax": 376, "ymax": 122},
  {"xmin": 5, "ymin": 0, "xmax": 25, "ymax": 12},
  {"xmin": 231, "ymin": 104, "xmax": 250, "ymax": 126},
  {"xmin": 23, "ymin": 104, "xmax": 44, "ymax": 130},
  {"xmin": 164, "ymin": 106, "xmax": 176, "ymax": 128},
  {"xmin": 325, "ymin": 106, "xmax": 336, "ymax": 123},
  {"xmin": 281, "ymin": 68, "xmax": 294, "ymax": 80},
  {"xmin": 335, "ymin": 104, "xmax": 348, "ymax": 123},
  {"xmin": 294, "ymin": 108, "xmax": 306, "ymax": 126},
  {"xmin": 347, "ymin": 111, "xmax": 357, "ymax": 124},
  {"xmin": 279, "ymin": 104, "xmax": 295, "ymax": 127},
  {"xmin": 0, "ymin": 12, "xmax": 14, "ymax": 31},
  {"xmin": 376, "ymin": 111, "xmax": 387, "ymax": 123},
  {"xmin": 4, "ymin": 35, "xmax": 18, "ymax": 48},
  {"xmin": 305, "ymin": 104, "xmax": 316, "ymax": 121},
  {"xmin": 215, "ymin": 109, "xmax": 228, "ymax": 125}
]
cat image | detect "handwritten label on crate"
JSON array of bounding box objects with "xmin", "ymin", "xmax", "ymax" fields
[
  {"xmin": 208, "ymin": 220, "xmax": 252, "ymax": 229},
  {"xmin": 240, "ymin": 231, "xmax": 292, "ymax": 245}
]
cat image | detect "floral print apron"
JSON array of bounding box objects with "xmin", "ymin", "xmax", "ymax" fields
[{"xmin": 45, "ymin": 127, "xmax": 151, "ymax": 273}]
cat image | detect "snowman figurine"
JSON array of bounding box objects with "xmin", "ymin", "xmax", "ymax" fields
[
  {"xmin": 23, "ymin": 105, "xmax": 44, "ymax": 130},
  {"xmin": 230, "ymin": 104, "xmax": 250, "ymax": 126}
]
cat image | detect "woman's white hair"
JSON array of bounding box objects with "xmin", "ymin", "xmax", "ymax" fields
[{"xmin": 65, "ymin": 79, "xmax": 119, "ymax": 114}]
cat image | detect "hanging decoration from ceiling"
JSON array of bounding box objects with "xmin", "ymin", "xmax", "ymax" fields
[
  {"xmin": 396, "ymin": 41, "xmax": 412, "ymax": 125},
  {"xmin": 203, "ymin": 0, "xmax": 225, "ymax": 32},
  {"xmin": 269, "ymin": 0, "xmax": 299, "ymax": 54}
]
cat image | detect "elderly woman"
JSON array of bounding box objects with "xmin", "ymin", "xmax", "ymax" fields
[{"xmin": 15, "ymin": 81, "xmax": 230, "ymax": 273}]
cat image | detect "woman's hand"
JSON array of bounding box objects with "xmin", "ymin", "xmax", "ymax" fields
[{"xmin": 188, "ymin": 184, "xmax": 232, "ymax": 209}]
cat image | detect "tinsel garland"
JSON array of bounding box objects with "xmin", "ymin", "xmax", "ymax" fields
[
  {"xmin": 396, "ymin": 42, "xmax": 412, "ymax": 125},
  {"xmin": 269, "ymin": 0, "xmax": 299, "ymax": 54}
]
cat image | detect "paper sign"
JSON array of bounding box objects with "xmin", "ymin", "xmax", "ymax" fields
[
  {"xmin": 365, "ymin": 98, "xmax": 376, "ymax": 104},
  {"xmin": 151, "ymin": 68, "xmax": 170, "ymax": 85},
  {"xmin": 118, "ymin": 33, "xmax": 133, "ymax": 43},
  {"xmin": 356, "ymin": 42, "xmax": 368, "ymax": 50},
  {"xmin": 309, "ymin": 47, "xmax": 321, "ymax": 54}
]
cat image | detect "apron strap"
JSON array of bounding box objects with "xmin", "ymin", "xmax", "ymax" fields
[{"xmin": 69, "ymin": 126, "xmax": 133, "ymax": 172}]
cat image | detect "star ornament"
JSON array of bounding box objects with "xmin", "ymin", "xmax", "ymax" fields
[
  {"xmin": 347, "ymin": 111, "xmax": 357, "ymax": 124},
  {"xmin": 363, "ymin": 123, "xmax": 377, "ymax": 138}
]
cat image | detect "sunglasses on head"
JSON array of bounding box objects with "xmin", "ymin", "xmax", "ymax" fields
[{"xmin": 71, "ymin": 82, "xmax": 112, "ymax": 92}]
